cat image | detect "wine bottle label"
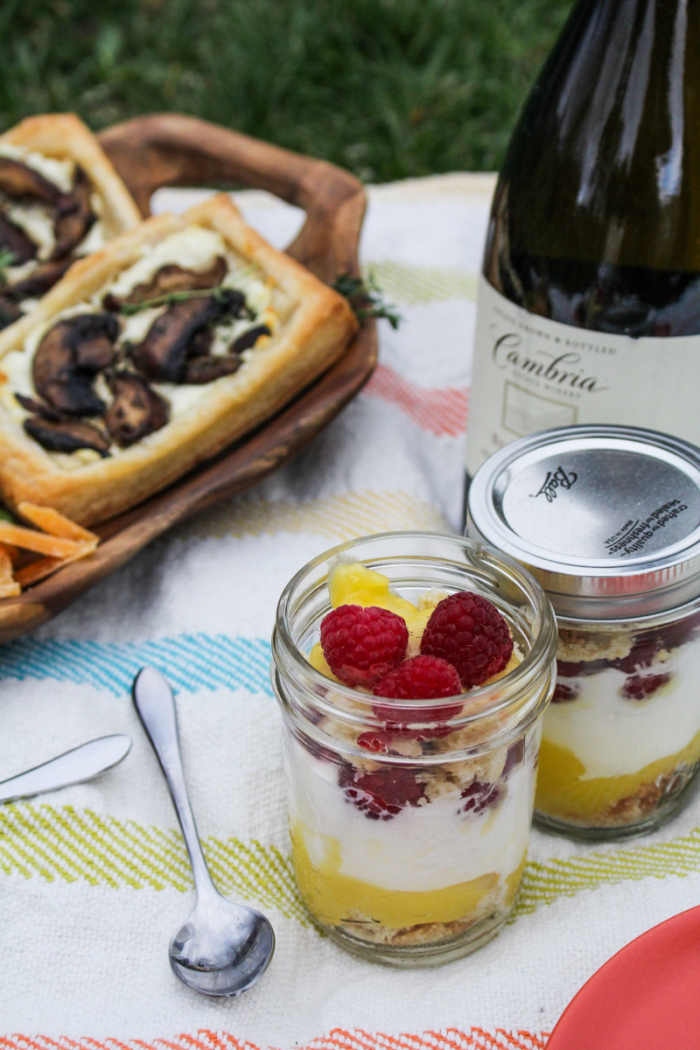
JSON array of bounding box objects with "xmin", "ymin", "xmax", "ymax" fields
[{"xmin": 466, "ymin": 276, "xmax": 700, "ymax": 477}]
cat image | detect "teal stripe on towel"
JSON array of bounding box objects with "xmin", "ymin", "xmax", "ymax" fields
[{"xmin": 0, "ymin": 635, "xmax": 274, "ymax": 696}]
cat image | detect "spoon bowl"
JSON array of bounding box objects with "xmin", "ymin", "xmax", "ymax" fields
[
  {"xmin": 132, "ymin": 666, "xmax": 275, "ymax": 997},
  {"xmin": 170, "ymin": 897, "xmax": 275, "ymax": 997}
]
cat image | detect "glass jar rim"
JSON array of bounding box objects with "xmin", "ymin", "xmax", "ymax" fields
[{"xmin": 272, "ymin": 530, "xmax": 557, "ymax": 730}]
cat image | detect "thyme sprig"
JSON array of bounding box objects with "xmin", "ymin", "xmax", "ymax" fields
[
  {"xmin": 0, "ymin": 249, "xmax": 16, "ymax": 286},
  {"xmin": 332, "ymin": 271, "xmax": 402, "ymax": 329},
  {"xmin": 117, "ymin": 285, "xmax": 236, "ymax": 316}
]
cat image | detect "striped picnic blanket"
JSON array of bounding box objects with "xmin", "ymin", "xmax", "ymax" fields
[{"xmin": 1, "ymin": 173, "xmax": 698, "ymax": 1047}]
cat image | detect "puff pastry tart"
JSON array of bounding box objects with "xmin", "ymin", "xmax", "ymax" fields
[
  {"xmin": 0, "ymin": 113, "xmax": 141, "ymax": 330},
  {"xmin": 0, "ymin": 194, "xmax": 358, "ymax": 524}
]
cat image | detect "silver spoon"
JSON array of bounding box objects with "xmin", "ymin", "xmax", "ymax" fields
[
  {"xmin": 132, "ymin": 666, "xmax": 275, "ymax": 997},
  {"xmin": 0, "ymin": 734, "xmax": 132, "ymax": 803}
]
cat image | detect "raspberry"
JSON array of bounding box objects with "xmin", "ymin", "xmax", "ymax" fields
[
  {"xmin": 338, "ymin": 761, "xmax": 424, "ymax": 820},
  {"xmin": 320, "ymin": 604, "xmax": 408, "ymax": 688},
  {"xmin": 557, "ymin": 658, "xmax": 610, "ymax": 678},
  {"xmin": 621, "ymin": 673, "xmax": 671, "ymax": 701},
  {"xmin": 372, "ymin": 655, "xmax": 462, "ymax": 724},
  {"xmin": 358, "ymin": 724, "xmax": 453, "ymax": 754},
  {"xmin": 552, "ymin": 682, "xmax": 580, "ymax": 704},
  {"xmin": 458, "ymin": 780, "xmax": 503, "ymax": 816},
  {"xmin": 502, "ymin": 738, "xmax": 524, "ymax": 777},
  {"xmin": 613, "ymin": 637, "xmax": 661, "ymax": 674},
  {"xmin": 420, "ymin": 591, "xmax": 513, "ymax": 688}
]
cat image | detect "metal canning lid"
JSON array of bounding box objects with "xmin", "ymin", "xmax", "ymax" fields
[{"xmin": 467, "ymin": 425, "xmax": 700, "ymax": 619}]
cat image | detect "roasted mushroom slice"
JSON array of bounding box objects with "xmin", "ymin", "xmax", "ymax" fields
[
  {"xmin": 131, "ymin": 290, "xmax": 246, "ymax": 383},
  {"xmin": 0, "ymin": 156, "xmax": 64, "ymax": 206},
  {"xmin": 104, "ymin": 372, "xmax": 170, "ymax": 448},
  {"xmin": 51, "ymin": 166, "xmax": 95, "ymax": 260},
  {"xmin": 14, "ymin": 392, "xmax": 65, "ymax": 422},
  {"xmin": 0, "ymin": 212, "xmax": 37, "ymax": 265},
  {"xmin": 0, "ymin": 294, "xmax": 22, "ymax": 330},
  {"xmin": 104, "ymin": 257, "xmax": 228, "ymax": 310},
  {"xmin": 231, "ymin": 324, "xmax": 271, "ymax": 354},
  {"xmin": 5, "ymin": 257, "xmax": 74, "ymax": 300},
  {"xmin": 32, "ymin": 313, "xmax": 119, "ymax": 416},
  {"xmin": 24, "ymin": 416, "xmax": 110, "ymax": 457},
  {"xmin": 183, "ymin": 355, "xmax": 243, "ymax": 384}
]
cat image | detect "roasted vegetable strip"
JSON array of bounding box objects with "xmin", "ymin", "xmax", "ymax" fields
[
  {"xmin": 0, "ymin": 522, "xmax": 79, "ymax": 557},
  {"xmin": 17, "ymin": 502, "xmax": 98, "ymax": 543},
  {"xmin": 14, "ymin": 538, "xmax": 98, "ymax": 587}
]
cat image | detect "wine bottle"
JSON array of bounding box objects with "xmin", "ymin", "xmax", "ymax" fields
[{"xmin": 465, "ymin": 0, "xmax": 700, "ymax": 483}]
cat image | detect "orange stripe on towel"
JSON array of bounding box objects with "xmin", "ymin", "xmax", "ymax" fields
[{"xmin": 0, "ymin": 1030, "xmax": 550, "ymax": 1050}]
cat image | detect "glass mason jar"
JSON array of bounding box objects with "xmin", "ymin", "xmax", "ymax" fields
[
  {"xmin": 537, "ymin": 604, "xmax": 700, "ymax": 838},
  {"xmin": 271, "ymin": 532, "xmax": 556, "ymax": 967},
  {"xmin": 468, "ymin": 424, "xmax": 700, "ymax": 841}
]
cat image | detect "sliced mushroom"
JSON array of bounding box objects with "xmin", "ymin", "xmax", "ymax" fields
[
  {"xmin": 0, "ymin": 212, "xmax": 37, "ymax": 265},
  {"xmin": 231, "ymin": 323, "xmax": 271, "ymax": 354},
  {"xmin": 51, "ymin": 166, "xmax": 95, "ymax": 260},
  {"xmin": 0, "ymin": 294, "xmax": 22, "ymax": 330},
  {"xmin": 14, "ymin": 392, "xmax": 65, "ymax": 422},
  {"xmin": 104, "ymin": 372, "xmax": 170, "ymax": 448},
  {"xmin": 0, "ymin": 157, "xmax": 64, "ymax": 206},
  {"xmin": 131, "ymin": 291, "xmax": 246, "ymax": 382},
  {"xmin": 5, "ymin": 257, "xmax": 74, "ymax": 300},
  {"xmin": 104, "ymin": 257, "xmax": 228, "ymax": 311},
  {"xmin": 32, "ymin": 313, "xmax": 120, "ymax": 416},
  {"xmin": 24, "ymin": 416, "xmax": 110, "ymax": 457},
  {"xmin": 188, "ymin": 326, "xmax": 213, "ymax": 357},
  {"xmin": 183, "ymin": 355, "xmax": 242, "ymax": 384}
]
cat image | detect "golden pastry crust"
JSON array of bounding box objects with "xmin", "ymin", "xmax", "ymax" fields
[
  {"xmin": 0, "ymin": 194, "xmax": 358, "ymax": 524},
  {"xmin": 0, "ymin": 113, "xmax": 142, "ymax": 237}
]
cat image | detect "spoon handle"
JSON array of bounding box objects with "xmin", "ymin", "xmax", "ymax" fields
[
  {"xmin": 0, "ymin": 734, "xmax": 132, "ymax": 804},
  {"xmin": 132, "ymin": 666, "xmax": 217, "ymax": 897}
]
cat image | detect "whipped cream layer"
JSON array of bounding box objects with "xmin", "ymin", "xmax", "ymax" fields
[
  {"xmin": 287, "ymin": 737, "xmax": 534, "ymax": 894},
  {"xmin": 544, "ymin": 637, "xmax": 700, "ymax": 779}
]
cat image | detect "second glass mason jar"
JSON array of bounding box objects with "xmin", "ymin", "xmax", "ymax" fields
[
  {"xmin": 271, "ymin": 532, "xmax": 556, "ymax": 966},
  {"xmin": 468, "ymin": 424, "xmax": 700, "ymax": 840}
]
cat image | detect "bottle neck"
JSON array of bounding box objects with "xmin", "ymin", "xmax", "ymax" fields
[{"xmin": 492, "ymin": 0, "xmax": 696, "ymax": 274}]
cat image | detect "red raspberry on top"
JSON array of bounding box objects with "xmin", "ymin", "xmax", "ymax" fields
[
  {"xmin": 320, "ymin": 604, "xmax": 408, "ymax": 688},
  {"xmin": 372, "ymin": 655, "xmax": 462, "ymax": 723},
  {"xmin": 420, "ymin": 591, "xmax": 513, "ymax": 688}
]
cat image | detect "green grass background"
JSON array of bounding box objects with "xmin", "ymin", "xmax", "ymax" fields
[{"xmin": 2, "ymin": 0, "xmax": 573, "ymax": 182}]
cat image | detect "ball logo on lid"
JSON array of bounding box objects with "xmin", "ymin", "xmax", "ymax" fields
[{"xmin": 534, "ymin": 465, "xmax": 578, "ymax": 503}]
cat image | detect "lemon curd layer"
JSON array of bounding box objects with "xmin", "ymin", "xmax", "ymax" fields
[
  {"xmin": 536, "ymin": 725, "xmax": 700, "ymax": 818},
  {"xmin": 291, "ymin": 823, "xmax": 524, "ymax": 929}
]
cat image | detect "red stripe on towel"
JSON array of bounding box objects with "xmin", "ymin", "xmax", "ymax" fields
[{"xmin": 364, "ymin": 364, "xmax": 469, "ymax": 437}]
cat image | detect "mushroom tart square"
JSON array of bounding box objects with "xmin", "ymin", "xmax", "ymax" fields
[
  {"xmin": 0, "ymin": 194, "xmax": 358, "ymax": 525},
  {"xmin": 0, "ymin": 113, "xmax": 141, "ymax": 332}
]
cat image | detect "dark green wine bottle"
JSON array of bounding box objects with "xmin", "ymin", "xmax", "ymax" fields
[{"xmin": 465, "ymin": 0, "xmax": 700, "ymax": 480}]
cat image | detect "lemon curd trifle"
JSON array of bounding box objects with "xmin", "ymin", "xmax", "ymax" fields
[
  {"xmin": 468, "ymin": 425, "xmax": 700, "ymax": 839},
  {"xmin": 271, "ymin": 533, "xmax": 556, "ymax": 965},
  {"xmin": 537, "ymin": 614, "xmax": 700, "ymax": 827}
]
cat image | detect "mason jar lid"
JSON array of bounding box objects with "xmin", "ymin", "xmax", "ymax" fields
[{"xmin": 467, "ymin": 425, "xmax": 700, "ymax": 619}]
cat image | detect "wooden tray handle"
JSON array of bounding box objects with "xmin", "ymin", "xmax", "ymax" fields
[{"xmin": 98, "ymin": 114, "xmax": 366, "ymax": 284}]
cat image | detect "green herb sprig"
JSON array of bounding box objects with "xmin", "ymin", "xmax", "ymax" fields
[
  {"xmin": 0, "ymin": 249, "xmax": 16, "ymax": 286},
  {"xmin": 332, "ymin": 271, "xmax": 402, "ymax": 329},
  {"xmin": 118, "ymin": 285, "xmax": 236, "ymax": 316}
]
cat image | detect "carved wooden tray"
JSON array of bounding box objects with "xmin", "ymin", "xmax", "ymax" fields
[{"xmin": 0, "ymin": 114, "xmax": 377, "ymax": 644}]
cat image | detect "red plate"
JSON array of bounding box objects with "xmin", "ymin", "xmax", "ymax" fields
[{"xmin": 547, "ymin": 904, "xmax": 700, "ymax": 1048}]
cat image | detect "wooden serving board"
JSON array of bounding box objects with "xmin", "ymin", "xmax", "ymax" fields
[{"xmin": 0, "ymin": 114, "xmax": 377, "ymax": 644}]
